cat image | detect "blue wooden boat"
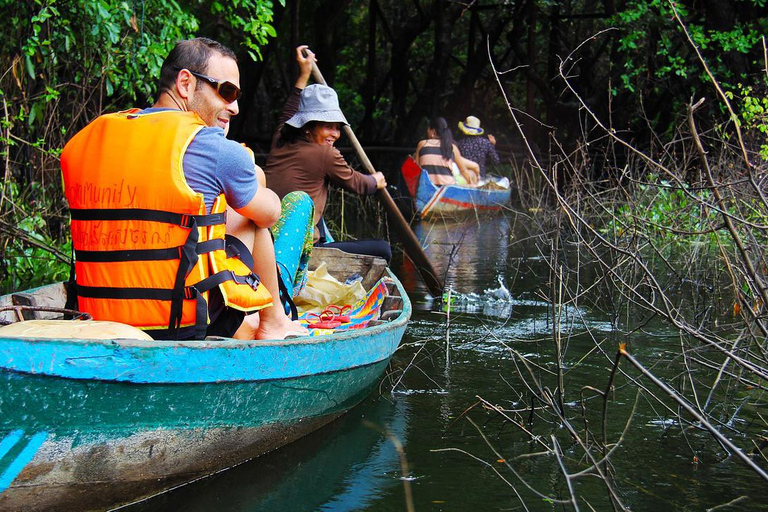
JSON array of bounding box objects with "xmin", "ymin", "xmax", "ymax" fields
[
  {"xmin": 401, "ymin": 156, "xmax": 512, "ymax": 219},
  {"xmin": 0, "ymin": 248, "xmax": 410, "ymax": 512}
]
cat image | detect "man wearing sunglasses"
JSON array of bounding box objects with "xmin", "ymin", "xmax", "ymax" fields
[{"xmin": 61, "ymin": 37, "xmax": 308, "ymax": 341}]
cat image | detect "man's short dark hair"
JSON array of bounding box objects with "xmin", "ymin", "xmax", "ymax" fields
[{"xmin": 157, "ymin": 37, "xmax": 238, "ymax": 96}]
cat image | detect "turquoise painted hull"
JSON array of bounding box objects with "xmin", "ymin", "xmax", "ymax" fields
[
  {"xmin": 0, "ymin": 312, "xmax": 405, "ymax": 384},
  {"xmin": 0, "ymin": 258, "xmax": 410, "ymax": 511},
  {"xmin": 0, "ymin": 362, "xmax": 387, "ymax": 511},
  {"xmin": 415, "ymin": 170, "xmax": 512, "ymax": 218}
]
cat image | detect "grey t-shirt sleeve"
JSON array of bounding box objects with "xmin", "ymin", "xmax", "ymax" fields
[{"xmin": 183, "ymin": 128, "xmax": 259, "ymax": 212}]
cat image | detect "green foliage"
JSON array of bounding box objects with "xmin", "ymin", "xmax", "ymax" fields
[
  {"xmin": 602, "ymin": 175, "xmax": 726, "ymax": 251},
  {"xmin": 602, "ymin": 171, "xmax": 768, "ymax": 262},
  {"xmin": 207, "ymin": 0, "xmax": 285, "ymax": 61},
  {"xmin": 0, "ymin": 182, "xmax": 71, "ymax": 292},
  {"xmin": 18, "ymin": 0, "xmax": 198, "ymax": 107},
  {"xmin": 612, "ymin": 0, "xmax": 768, "ymax": 101},
  {"xmin": 726, "ymin": 84, "xmax": 768, "ymax": 160}
]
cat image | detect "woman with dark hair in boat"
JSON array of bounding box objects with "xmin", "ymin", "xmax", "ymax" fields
[
  {"xmin": 265, "ymin": 46, "xmax": 392, "ymax": 262},
  {"xmin": 414, "ymin": 116, "xmax": 479, "ymax": 186}
]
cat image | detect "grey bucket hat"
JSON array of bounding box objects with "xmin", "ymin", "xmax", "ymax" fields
[{"xmin": 285, "ymin": 84, "xmax": 348, "ymax": 128}]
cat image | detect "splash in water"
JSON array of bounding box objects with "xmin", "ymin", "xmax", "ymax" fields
[{"xmin": 442, "ymin": 277, "xmax": 513, "ymax": 319}]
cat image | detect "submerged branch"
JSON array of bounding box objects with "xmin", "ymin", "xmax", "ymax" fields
[{"xmin": 620, "ymin": 346, "xmax": 768, "ymax": 483}]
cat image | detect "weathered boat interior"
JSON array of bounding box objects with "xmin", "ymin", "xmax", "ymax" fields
[{"xmin": 0, "ymin": 247, "xmax": 402, "ymax": 331}]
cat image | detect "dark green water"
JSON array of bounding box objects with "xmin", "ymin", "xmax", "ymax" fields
[{"xmin": 129, "ymin": 213, "xmax": 768, "ymax": 511}]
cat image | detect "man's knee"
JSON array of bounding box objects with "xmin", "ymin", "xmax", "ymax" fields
[{"xmin": 226, "ymin": 206, "xmax": 256, "ymax": 243}]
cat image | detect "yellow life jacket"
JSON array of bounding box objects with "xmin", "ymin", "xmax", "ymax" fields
[{"xmin": 61, "ymin": 109, "xmax": 272, "ymax": 339}]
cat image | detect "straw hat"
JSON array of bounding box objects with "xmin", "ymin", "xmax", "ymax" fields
[
  {"xmin": 285, "ymin": 84, "xmax": 349, "ymax": 128},
  {"xmin": 458, "ymin": 115, "xmax": 484, "ymax": 136}
]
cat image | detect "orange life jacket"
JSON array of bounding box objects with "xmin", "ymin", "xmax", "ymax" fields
[{"xmin": 61, "ymin": 109, "xmax": 272, "ymax": 339}]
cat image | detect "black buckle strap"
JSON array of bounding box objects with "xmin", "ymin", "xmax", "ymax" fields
[
  {"xmin": 194, "ymin": 269, "xmax": 261, "ymax": 294},
  {"xmin": 182, "ymin": 269, "xmax": 260, "ymax": 339},
  {"xmin": 75, "ymin": 247, "xmax": 180, "ymax": 262},
  {"xmin": 78, "ymin": 274, "xmax": 259, "ymax": 303},
  {"xmin": 225, "ymin": 241, "xmax": 241, "ymax": 258},
  {"xmin": 174, "ymin": 285, "xmax": 208, "ymax": 340},
  {"xmin": 64, "ymin": 245, "xmax": 78, "ymax": 316},
  {"xmin": 238, "ymin": 272, "xmax": 261, "ymax": 290},
  {"xmin": 70, "ymin": 208, "xmax": 225, "ymax": 228},
  {"xmin": 168, "ymin": 216, "xmax": 201, "ymax": 334},
  {"xmin": 77, "ymin": 285, "xmax": 174, "ymax": 300},
  {"xmin": 76, "ymin": 284, "xmax": 208, "ymax": 339},
  {"xmin": 197, "ymin": 239, "xmax": 225, "ymax": 254},
  {"xmin": 75, "ymin": 238, "xmax": 224, "ymax": 263},
  {"xmin": 193, "ymin": 288, "xmax": 207, "ymax": 340}
]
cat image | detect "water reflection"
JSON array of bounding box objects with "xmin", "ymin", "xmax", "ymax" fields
[
  {"xmin": 407, "ymin": 215, "xmax": 513, "ymax": 300},
  {"xmin": 126, "ymin": 398, "xmax": 409, "ymax": 511},
  {"xmin": 316, "ymin": 399, "xmax": 408, "ymax": 511}
]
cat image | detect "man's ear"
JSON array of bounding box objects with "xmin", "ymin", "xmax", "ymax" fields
[{"xmin": 176, "ymin": 69, "xmax": 195, "ymax": 100}]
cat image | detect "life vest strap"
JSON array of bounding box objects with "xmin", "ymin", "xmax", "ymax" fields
[
  {"xmin": 176, "ymin": 285, "xmax": 208, "ymax": 340},
  {"xmin": 76, "ymin": 285, "xmax": 210, "ymax": 340},
  {"xmin": 180, "ymin": 270, "xmax": 260, "ymax": 340},
  {"xmin": 194, "ymin": 269, "xmax": 261, "ymax": 294},
  {"xmin": 197, "ymin": 239, "xmax": 225, "ymax": 254},
  {"xmin": 74, "ymin": 239, "xmax": 225, "ymax": 263},
  {"xmin": 77, "ymin": 285, "xmax": 175, "ymax": 301},
  {"xmin": 70, "ymin": 208, "xmax": 226, "ymax": 228},
  {"xmin": 78, "ymin": 280, "xmax": 258, "ymax": 304}
]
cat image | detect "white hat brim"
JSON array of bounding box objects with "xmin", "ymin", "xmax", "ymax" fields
[{"xmin": 286, "ymin": 110, "xmax": 348, "ymax": 128}]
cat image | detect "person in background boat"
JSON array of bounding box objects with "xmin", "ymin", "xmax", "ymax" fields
[
  {"xmin": 414, "ymin": 116, "xmax": 479, "ymax": 186},
  {"xmin": 456, "ymin": 115, "xmax": 500, "ymax": 180},
  {"xmin": 61, "ymin": 37, "xmax": 311, "ymax": 341},
  {"xmin": 265, "ymin": 46, "xmax": 392, "ymax": 262}
]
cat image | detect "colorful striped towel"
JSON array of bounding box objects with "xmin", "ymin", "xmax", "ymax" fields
[{"xmin": 299, "ymin": 277, "xmax": 392, "ymax": 336}]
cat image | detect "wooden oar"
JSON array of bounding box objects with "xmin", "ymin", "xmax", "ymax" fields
[{"xmin": 307, "ymin": 61, "xmax": 444, "ymax": 296}]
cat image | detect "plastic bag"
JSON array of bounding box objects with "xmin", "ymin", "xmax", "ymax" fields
[{"xmin": 294, "ymin": 262, "xmax": 367, "ymax": 315}]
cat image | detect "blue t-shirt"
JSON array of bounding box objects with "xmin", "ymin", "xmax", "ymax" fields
[{"xmin": 142, "ymin": 108, "xmax": 258, "ymax": 212}]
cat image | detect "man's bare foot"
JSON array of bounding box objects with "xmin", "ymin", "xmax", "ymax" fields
[{"xmin": 256, "ymin": 305, "xmax": 309, "ymax": 340}]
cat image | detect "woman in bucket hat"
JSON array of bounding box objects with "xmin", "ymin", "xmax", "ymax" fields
[
  {"xmin": 456, "ymin": 115, "xmax": 500, "ymax": 179},
  {"xmin": 265, "ymin": 46, "xmax": 391, "ymax": 262},
  {"xmin": 414, "ymin": 116, "xmax": 479, "ymax": 186}
]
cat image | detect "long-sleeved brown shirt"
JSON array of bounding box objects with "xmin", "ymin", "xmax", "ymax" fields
[{"xmin": 264, "ymin": 87, "xmax": 377, "ymax": 242}]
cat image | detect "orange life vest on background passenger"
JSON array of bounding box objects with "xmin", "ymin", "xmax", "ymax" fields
[{"xmin": 61, "ymin": 109, "xmax": 272, "ymax": 339}]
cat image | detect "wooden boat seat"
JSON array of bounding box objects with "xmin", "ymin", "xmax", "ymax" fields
[{"xmin": 308, "ymin": 248, "xmax": 388, "ymax": 290}]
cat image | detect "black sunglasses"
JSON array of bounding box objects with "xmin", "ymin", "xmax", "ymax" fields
[{"xmin": 187, "ymin": 70, "xmax": 242, "ymax": 103}]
